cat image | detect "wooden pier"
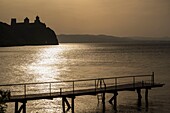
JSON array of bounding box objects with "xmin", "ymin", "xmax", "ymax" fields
[{"xmin": 0, "ymin": 72, "xmax": 164, "ymax": 113}]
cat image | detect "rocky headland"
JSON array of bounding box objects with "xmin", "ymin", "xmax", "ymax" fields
[{"xmin": 0, "ymin": 16, "xmax": 59, "ymax": 47}]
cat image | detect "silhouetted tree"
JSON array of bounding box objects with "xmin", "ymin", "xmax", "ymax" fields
[{"xmin": 0, "ymin": 90, "xmax": 11, "ymax": 113}]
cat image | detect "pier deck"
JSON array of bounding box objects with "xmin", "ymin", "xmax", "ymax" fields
[{"xmin": 0, "ymin": 72, "xmax": 164, "ymax": 113}]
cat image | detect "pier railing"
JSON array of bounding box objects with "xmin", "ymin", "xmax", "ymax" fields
[{"xmin": 0, "ymin": 73, "xmax": 155, "ymax": 98}]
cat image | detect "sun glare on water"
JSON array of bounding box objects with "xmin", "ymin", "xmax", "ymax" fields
[{"xmin": 27, "ymin": 46, "xmax": 66, "ymax": 82}]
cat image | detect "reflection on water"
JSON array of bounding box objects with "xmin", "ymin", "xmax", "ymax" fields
[{"xmin": 27, "ymin": 46, "xmax": 66, "ymax": 82}]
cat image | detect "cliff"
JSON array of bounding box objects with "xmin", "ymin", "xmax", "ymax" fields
[{"xmin": 0, "ymin": 16, "xmax": 59, "ymax": 47}]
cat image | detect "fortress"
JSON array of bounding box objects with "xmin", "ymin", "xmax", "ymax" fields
[
  {"xmin": 0, "ymin": 16, "xmax": 59, "ymax": 46},
  {"xmin": 11, "ymin": 16, "xmax": 46, "ymax": 28}
]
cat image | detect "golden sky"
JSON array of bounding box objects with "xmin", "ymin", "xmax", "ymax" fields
[{"xmin": 0, "ymin": 0, "xmax": 170, "ymax": 37}]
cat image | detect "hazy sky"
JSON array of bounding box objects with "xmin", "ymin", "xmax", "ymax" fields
[{"xmin": 0, "ymin": 0, "xmax": 170, "ymax": 37}]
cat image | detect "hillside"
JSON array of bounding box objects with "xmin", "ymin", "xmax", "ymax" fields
[
  {"xmin": 58, "ymin": 34, "xmax": 134, "ymax": 43},
  {"xmin": 58, "ymin": 34, "xmax": 170, "ymax": 43}
]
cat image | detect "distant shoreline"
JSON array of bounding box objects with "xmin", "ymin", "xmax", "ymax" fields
[
  {"xmin": 58, "ymin": 34, "xmax": 170, "ymax": 43},
  {"xmin": 1, "ymin": 34, "xmax": 170, "ymax": 47}
]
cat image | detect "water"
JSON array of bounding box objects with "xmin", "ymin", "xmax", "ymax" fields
[{"xmin": 0, "ymin": 43, "xmax": 170, "ymax": 113}]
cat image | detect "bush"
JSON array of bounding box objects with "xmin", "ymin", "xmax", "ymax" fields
[{"xmin": 0, "ymin": 90, "xmax": 11, "ymax": 113}]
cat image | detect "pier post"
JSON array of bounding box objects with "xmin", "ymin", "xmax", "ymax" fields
[
  {"xmin": 109, "ymin": 91, "xmax": 118, "ymax": 110},
  {"xmin": 102, "ymin": 93, "xmax": 105, "ymax": 113},
  {"xmin": 145, "ymin": 88, "xmax": 148, "ymax": 108},
  {"xmin": 114, "ymin": 92, "xmax": 118, "ymax": 110},
  {"xmin": 15, "ymin": 102, "xmax": 18, "ymax": 113},
  {"xmin": 62, "ymin": 97, "xmax": 66, "ymax": 113},
  {"xmin": 23, "ymin": 101, "xmax": 26, "ymax": 113},
  {"xmin": 14, "ymin": 101, "xmax": 27, "ymax": 113},
  {"xmin": 65, "ymin": 98, "xmax": 71, "ymax": 110},
  {"xmin": 137, "ymin": 89, "xmax": 142, "ymax": 107},
  {"xmin": 62, "ymin": 97, "xmax": 71, "ymax": 113},
  {"xmin": 71, "ymin": 96, "xmax": 75, "ymax": 113}
]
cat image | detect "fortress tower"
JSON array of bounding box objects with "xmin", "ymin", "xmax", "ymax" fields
[
  {"xmin": 11, "ymin": 16, "xmax": 42, "ymax": 26},
  {"xmin": 11, "ymin": 18, "xmax": 16, "ymax": 25},
  {"xmin": 34, "ymin": 16, "xmax": 40, "ymax": 23},
  {"xmin": 24, "ymin": 17, "xmax": 29, "ymax": 24}
]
